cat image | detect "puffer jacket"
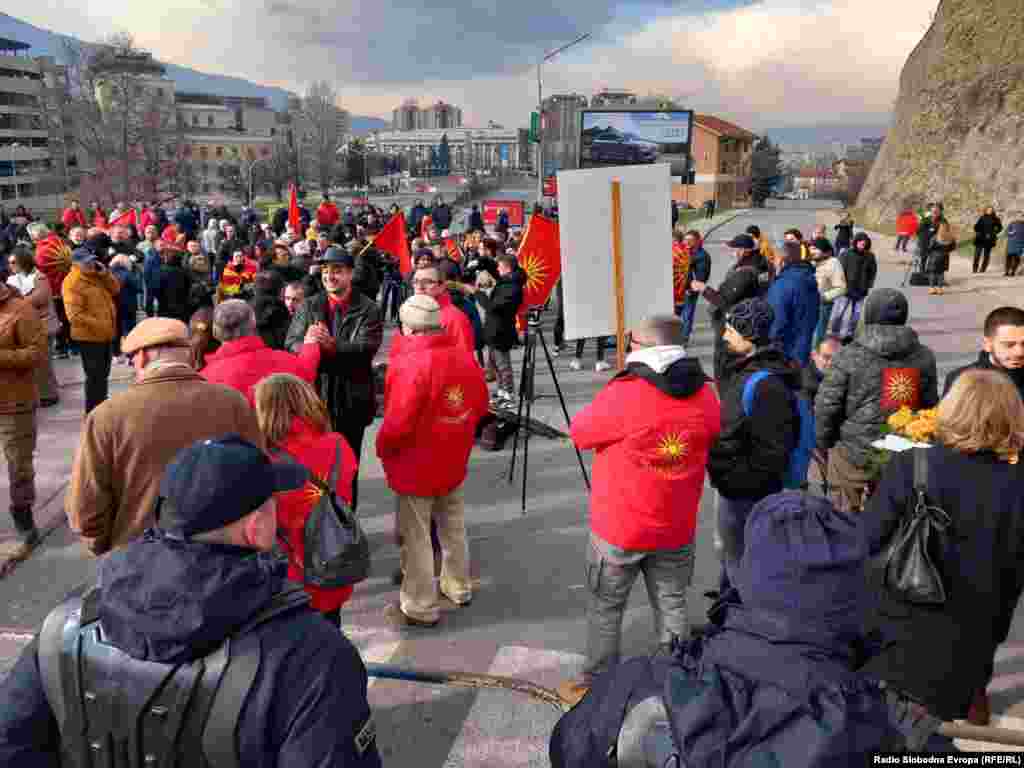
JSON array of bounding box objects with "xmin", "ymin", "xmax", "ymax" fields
[
  {"xmin": 839, "ymin": 239, "xmax": 877, "ymax": 300},
  {"xmin": 815, "ymin": 323, "xmax": 938, "ymax": 468},
  {"xmin": 1007, "ymin": 220, "xmax": 1024, "ymax": 255},
  {"xmin": 61, "ymin": 265, "xmax": 120, "ymax": 343},
  {"xmin": 708, "ymin": 346, "xmax": 800, "ymax": 500},
  {"xmin": 0, "ymin": 285, "xmax": 46, "ymax": 415},
  {"xmin": 766, "ymin": 261, "xmax": 820, "ymax": 366}
]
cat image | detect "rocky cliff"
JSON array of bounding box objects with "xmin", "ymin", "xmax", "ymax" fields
[{"xmin": 857, "ymin": 0, "xmax": 1024, "ymax": 233}]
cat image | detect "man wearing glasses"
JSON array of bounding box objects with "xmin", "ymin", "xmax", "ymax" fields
[
  {"xmin": 410, "ymin": 263, "xmax": 475, "ymax": 360},
  {"xmin": 65, "ymin": 318, "xmax": 262, "ymax": 556},
  {"xmin": 286, "ymin": 247, "xmax": 383, "ymax": 509}
]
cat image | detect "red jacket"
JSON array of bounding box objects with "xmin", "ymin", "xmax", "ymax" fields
[
  {"xmin": 896, "ymin": 212, "xmax": 919, "ymax": 237},
  {"xmin": 377, "ymin": 333, "xmax": 489, "ymax": 496},
  {"xmin": 139, "ymin": 208, "xmax": 158, "ymax": 233},
  {"xmin": 272, "ymin": 417, "xmax": 357, "ymax": 612},
  {"xmin": 317, "ymin": 202, "xmax": 340, "ymax": 228},
  {"xmin": 570, "ymin": 360, "xmax": 721, "ymax": 551},
  {"xmin": 435, "ymin": 291, "xmax": 476, "ymax": 360},
  {"xmin": 61, "ymin": 208, "xmax": 87, "ymax": 230},
  {"xmin": 200, "ymin": 336, "xmax": 320, "ymax": 405}
]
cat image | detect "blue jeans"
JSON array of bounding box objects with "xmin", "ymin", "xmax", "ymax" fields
[
  {"xmin": 677, "ymin": 294, "xmax": 699, "ymax": 342},
  {"xmin": 716, "ymin": 494, "xmax": 757, "ymax": 588},
  {"xmin": 814, "ymin": 301, "xmax": 833, "ymax": 347}
]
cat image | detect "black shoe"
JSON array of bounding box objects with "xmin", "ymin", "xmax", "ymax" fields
[{"xmin": 40, "ymin": 398, "xmax": 59, "ymax": 408}]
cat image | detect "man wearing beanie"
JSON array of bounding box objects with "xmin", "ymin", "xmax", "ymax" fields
[
  {"xmin": 707, "ymin": 298, "xmax": 800, "ymax": 583},
  {"xmin": 3, "ymin": 436, "xmax": 382, "ymax": 767},
  {"xmin": 558, "ymin": 315, "xmax": 720, "ymax": 707},
  {"xmin": 376, "ymin": 295, "xmax": 488, "ymax": 627},
  {"xmin": 816, "ymin": 287, "xmax": 938, "ymax": 511},
  {"xmin": 766, "ymin": 240, "xmax": 820, "ymax": 365},
  {"xmin": 809, "ymin": 238, "xmax": 846, "ymax": 348},
  {"xmin": 66, "ymin": 318, "xmax": 262, "ymax": 555},
  {"xmin": 549, "ymin": 492, "xmax": 953, "ymax": 766}
]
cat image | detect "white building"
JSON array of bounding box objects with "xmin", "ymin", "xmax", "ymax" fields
[{"xmin": 365, "ymin": 127, "xmax": 529, "ymax": 171}]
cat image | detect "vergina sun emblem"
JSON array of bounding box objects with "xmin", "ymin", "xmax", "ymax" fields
[
  {"xmin": 886, "ymin": 372, "xmax": 916, "ymax": 404},
  {"xmin": 445, "ymin": 385, "xmax": 465, "ymax": 409},
  {"xmin": 520, "ymin": 250, "xmax": 549, "ymax": 293}
]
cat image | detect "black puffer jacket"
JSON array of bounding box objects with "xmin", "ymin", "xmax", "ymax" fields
[
  {"xmin": 475, "ymin": 272, "xmax": 524, "ymax": 352},
  {"xmin": 839, "ymin": 236, "xmax": 878, "ymax": 300},
  {"xmin": 708, "ymin": 346, "xmax": 800, "ymax": 500},
  {"xmin": 815, "ymin": 300, "xmax": 938, "ymax": 468}
]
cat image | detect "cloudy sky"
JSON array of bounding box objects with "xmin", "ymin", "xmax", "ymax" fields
[{"xmin": 7, "ymin": 0, "xmax": 936, "ymax": 131}]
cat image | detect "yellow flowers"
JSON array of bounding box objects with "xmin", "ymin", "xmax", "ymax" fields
[{"xmin": 887, "ymin": 406, "xmax": 938, "ymax": 443}]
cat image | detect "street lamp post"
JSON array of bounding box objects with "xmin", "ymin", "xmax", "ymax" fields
[
  {"xmin": 9, "ymin": 142, "xmax": 21, "ymax": 203},
  {"xmin": 537, "ymin": 32, "xmax": 590, "ymax": 204},
  {"xmin": 246, "ymin": 156, "xmax": 269, "ymax": 207}
]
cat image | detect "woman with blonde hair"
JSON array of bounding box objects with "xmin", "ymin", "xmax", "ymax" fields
[
  {"xmin": 862, "ymin": 368, "xmax": 1024, "ymax": 723},
  {"xmin": 254, "ymin": 373, "xmax": 358, "ymax": 626}
]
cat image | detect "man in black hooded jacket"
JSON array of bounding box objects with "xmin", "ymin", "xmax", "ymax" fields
[
  {"xmin": 944, "ymin": 306, "xmax": 1024, "ymax": 401},
  {"xmin": 0, "ymin": 435, "xmax": 381, "ymax": 768}
]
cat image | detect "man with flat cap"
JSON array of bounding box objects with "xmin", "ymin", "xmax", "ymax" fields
[
  {"xmin": 0, "ymin": 435, "xmax": 382, "ymax": 767},
  {"xmin": 286, "ymin": 245, "xmax": 383, "ymax": 509},
  {"xmin": 66, "ymin": 317, "xmax": 263, "ymax": 556}
]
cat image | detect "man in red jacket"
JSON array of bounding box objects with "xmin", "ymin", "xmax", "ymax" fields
[
  {"xmin": 316, "ymin": 196, "xmax": 341, "ymax": 229},
  {"xmin": 61, "ymin": 200, "xmax": 87, "ymax": 231},
  {"xmin": 376, "ymin": 294, "xmax": 488, "ymax": 627},
  {"xmin": 558, "ymin": 315, "xmax": 721, "ymax": 706},
  {"xmin": 411, "ymin": 262, "xmax": 476, "ymax": 360},
  {"xmin": 200, "ymin": 300, "xmax": 320, "ymax": 405}
]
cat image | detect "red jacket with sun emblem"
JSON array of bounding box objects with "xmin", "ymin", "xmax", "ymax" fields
[
  {"xmin": 377, "ymin": 332, "xmax": 489, "ymax": 496},
  {"xmin": 272, "ymin": 416, "xmax": 358, "ymax": 612},
  {"xmin": 571, "ymin": 353, "xmax": 721, "ymax": 551}
]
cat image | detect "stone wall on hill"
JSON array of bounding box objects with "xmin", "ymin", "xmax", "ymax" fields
[{"xmin": 857, "ymin": 0, "xmax": 1024, "ymax": 235}]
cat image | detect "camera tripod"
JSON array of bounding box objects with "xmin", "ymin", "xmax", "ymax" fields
[{"xmin": 507, "ymin": 308, "xmax": 590, "ymax": 512}]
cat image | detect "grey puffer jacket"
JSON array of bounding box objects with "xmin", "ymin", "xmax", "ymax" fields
[{"xmin": 815, "ymin": 325, "xmax": 938, "ymax": 468}]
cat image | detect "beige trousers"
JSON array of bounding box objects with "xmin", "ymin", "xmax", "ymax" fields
[
  {"xmin": 397, "ymin": 483, "xmax": 471, "ymax": 623},
  {"xmin": 828, "ymin": 445, "xmax": 874, "ymax": 512}
]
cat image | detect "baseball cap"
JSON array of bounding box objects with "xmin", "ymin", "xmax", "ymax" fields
[
  {"xmin": 72, "ymin": 247, "xmax": 98, "ymax": 265},
  {"xmin": 157, "ymin": 435, "xmax": 308, "ymax": 539},
  {"xmin": 726, "ymin": 234, "xmax": 756, "ymax": 250}
]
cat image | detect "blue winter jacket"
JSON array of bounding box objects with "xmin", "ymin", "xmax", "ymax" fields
[
  {"xmin": 110, "ymin": 264, "xmax": 141, "ymax": 318},
  {"xmin": 1006, "ymin": 220, "xmax": 1024, "ymax": 255},
  {"xmin": 767, "ymin": 261, "xmax": 820, "ymax": 366},
  {"xmin": 0, "ymin": 531, "xmax": 381, "ymax": 768}
]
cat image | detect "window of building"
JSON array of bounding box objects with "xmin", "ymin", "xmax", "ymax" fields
[
  {"xmin": 215, "ymin": 146, "xmax": 223, "ymax": 158},
  {"xmin": 0, "ymin": 184, "xmax": 14, "ymax": 200},
  {"xmin": 30, "ymin": 138, "xmax": 48, "ymax": 148},
  {"xmin": 270, "ymin": 127, "xmax": 276, "ymax": 136},
  {"xmin": 208, "ymin": 115, "xmax": 215, "ymax": 127},
  {"xmin": 202, "ymin": 183, "xmax": 211, "ymax": 194},
  {"xmin": 0, "ymin": 92, "xmax": 38, "ymax": 107},
  {"xmin": 157, "ymin": 87, "xmax": 164, "ymax": 98},
  {"xmin": 199, "ymin": 146, "xmax": 208, "ymax": 160},
  {"xmin": 192, "ymin": 114, "xmax": 199, "ymax": 127},
  {"xmin": 134, "ymin": 85, "xmax": 143, "ymax": 97},
  {"xmin": 17, "ymin": 183, "xmax": 34, "ymax": 198}
]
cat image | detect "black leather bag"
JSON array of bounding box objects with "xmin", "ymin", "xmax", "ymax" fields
[
  {"xmin": 276, "ymin": 440, "xmax": 370, "ymax": 589},
  {"xmin": 882, "ymin": 449, "xmax": 953, "ymax": 605}
]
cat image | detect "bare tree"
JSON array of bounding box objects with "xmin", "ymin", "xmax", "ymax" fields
[
  {"xmin": 300, "ymin": 80, "xmax": 343, "ymax": 195},
  {"xmin": 61, "ymin": 34, "xmax": 192, "ymax": 205},
  {"xmin": 255, "ymin": 140, "xmax": 294, "ymax": 202}
]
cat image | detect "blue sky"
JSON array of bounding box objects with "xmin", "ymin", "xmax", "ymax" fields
[{"xmin": 4, "ymin": 0, "xmax": 937, "ymax": 131}]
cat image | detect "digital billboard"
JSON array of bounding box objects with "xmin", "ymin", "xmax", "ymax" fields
[{"xmin": 579, "ymin": 110, "xmax": 693, "ymax": 177}]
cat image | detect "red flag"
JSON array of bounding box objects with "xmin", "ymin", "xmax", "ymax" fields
[
  {"xmin": 373, "ymin": 212, "xmax": 412, "ymax": 275},
  {"xmin": 444, "ymin": 237, "xmax": 463, "ymax": 264},
  {"xmin": 420, "ymin": 214, "xmax": 433, "ymax": 241},
  {"xmin": 288, "ymin": 183, "xmax": 301, "ymax": 235},
  {"xmin": 109, "ymin": 208, "xmax": 137, "ymax": 228},
  {"xmin": 516, "ymin": 215, "xmax": 561, "ymax": 308}
]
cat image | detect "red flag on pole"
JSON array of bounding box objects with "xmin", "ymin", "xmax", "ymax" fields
[
  {"xmin": 109, "ymin": 208, "xmax": 137, "ymax": 229},
  {"xmin": 288, "ymin": 183, "xmax": 301, "ymax": 235},
  {"xmin": 420, "ymin": 214, "xmax": 433, "ymax": 241},
  {"xmin": 516, "ymin": 214, "xmax": 561, "ymax": 308},
  {"xmin": 444, "ymin": 237, "xmax": 463, "ymax": 264},
  {"xmin": 373, "ymin": 212, "xmax": 412, "ymax": 275}
]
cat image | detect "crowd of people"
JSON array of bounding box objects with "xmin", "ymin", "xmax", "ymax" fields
[{"xmin": 1, "ymin": 191, "xmax": 1024, "ymax": 765}]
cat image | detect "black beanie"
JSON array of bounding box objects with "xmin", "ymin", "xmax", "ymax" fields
[{"xmin": 862, "ymin": 288, "xmax": 909, "ymax": 326}]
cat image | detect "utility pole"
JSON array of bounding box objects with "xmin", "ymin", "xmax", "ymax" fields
[{"xmin": 536, "ymin": 32, "xmax": 590, "ymax": 205}]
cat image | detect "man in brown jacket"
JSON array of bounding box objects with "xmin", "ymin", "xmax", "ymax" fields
[
  {"xmin": 66, "ymin": 317, "xmax": 263, "ymax": 556},
  {"xmin": 62, "ymin": 247, "xmax": 119, "ymax": 414},
  {"xmin": 0, "ymin": 283, "xmax": 46, "ymax": 553}
]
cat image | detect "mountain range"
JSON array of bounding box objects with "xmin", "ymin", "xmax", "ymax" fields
[{"xmin": 0, "ymin": 11, "xmax": 390, "ymax": 134}]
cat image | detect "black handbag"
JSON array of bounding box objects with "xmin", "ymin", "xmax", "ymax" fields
[
  {"xmin": 275, "ymin": 440, "xmax": 371, "ymax": 589},
  {"xmin": 882, "ymin": 449, "xmax": 953, "ymax": 605}
]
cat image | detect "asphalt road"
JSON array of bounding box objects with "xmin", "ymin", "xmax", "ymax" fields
[{"xmin": 1, "ymin": 199, "xmax": 1021, "ymax": 764}]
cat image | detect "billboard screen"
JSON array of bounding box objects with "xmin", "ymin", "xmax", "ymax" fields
[
  {"xmin": 482, "ymin": 199, "xmax": 525, "ymax": 228},
  {"xmin": 579, "ymin": 110, "xmax": 693, "ymax": 177}
]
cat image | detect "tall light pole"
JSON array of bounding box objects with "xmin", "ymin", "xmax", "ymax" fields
[
  {"xmin": 246, "ymin": 156, "xmax": 269, "ymax": 207},
  {"xmin": 10, "ymin": 142, "xmax": 21, "ymax": 203},
  {"xmin": 537, "ymin": 32, "xmax": 590, "ymax": 204}
]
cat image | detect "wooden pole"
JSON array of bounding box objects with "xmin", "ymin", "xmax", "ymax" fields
[{"xmin": 610, "ymin": 180, "xmax": 626, "ymax": 370}]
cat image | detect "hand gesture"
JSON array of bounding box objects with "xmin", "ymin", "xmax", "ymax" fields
[{"xmin": 690, "ymin": 280, "xmax": 706, "ymax": 293}]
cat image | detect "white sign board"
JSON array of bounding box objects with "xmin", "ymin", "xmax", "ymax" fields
[{"xmin": 557, "ymin": 163, "xmax": 673, "ymax": 341}]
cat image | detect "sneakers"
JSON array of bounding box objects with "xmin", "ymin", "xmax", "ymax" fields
[
  {"xmin": 556, "ymin": 678, "xmax": 591, "ymax": 709},
  {"xmin": 569, "ymin": 359, "xmax": 582, "ymax": 371},
  {"xmin": 595, "ymin": 361, "xmax": 611, "ymax": 372},
  {"xmin": 384, "ymin": 603, "xmax": 439, "ymax": 628}
]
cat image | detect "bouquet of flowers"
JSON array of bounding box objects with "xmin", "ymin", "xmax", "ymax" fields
[{"xmin": 865, "ymin": 407, "xmax": 938, "ymax": 481}]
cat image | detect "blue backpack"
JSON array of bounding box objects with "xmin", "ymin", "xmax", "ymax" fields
[{"xmin": 742, "ymin": 370, "xmax": 815, "ymax": 489}]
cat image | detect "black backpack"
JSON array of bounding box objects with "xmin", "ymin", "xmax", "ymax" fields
[
  {"xmin": 275, "ymin": 440, "xmax": 371, "ymax": 589},
  {"xmin": 38, "ymin": 584, "xmax": 310, "ymax": 768}
]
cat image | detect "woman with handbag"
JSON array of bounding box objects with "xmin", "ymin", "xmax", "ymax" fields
[
  {"xmin": 254, "ymin": 373, "xmax": 359, "ymax": 626},
  {"xmin": 861, "ymin": 369, "xmax": 1024, "ymax": 723}
]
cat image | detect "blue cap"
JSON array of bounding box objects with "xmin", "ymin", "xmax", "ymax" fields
[
  {"xmin": 157, "ymin": 435, "xmax": 308, "ymax": 538},
  {"xmin": 72, "ymin": 247, "xmax": 98, "ymax": 265}
]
